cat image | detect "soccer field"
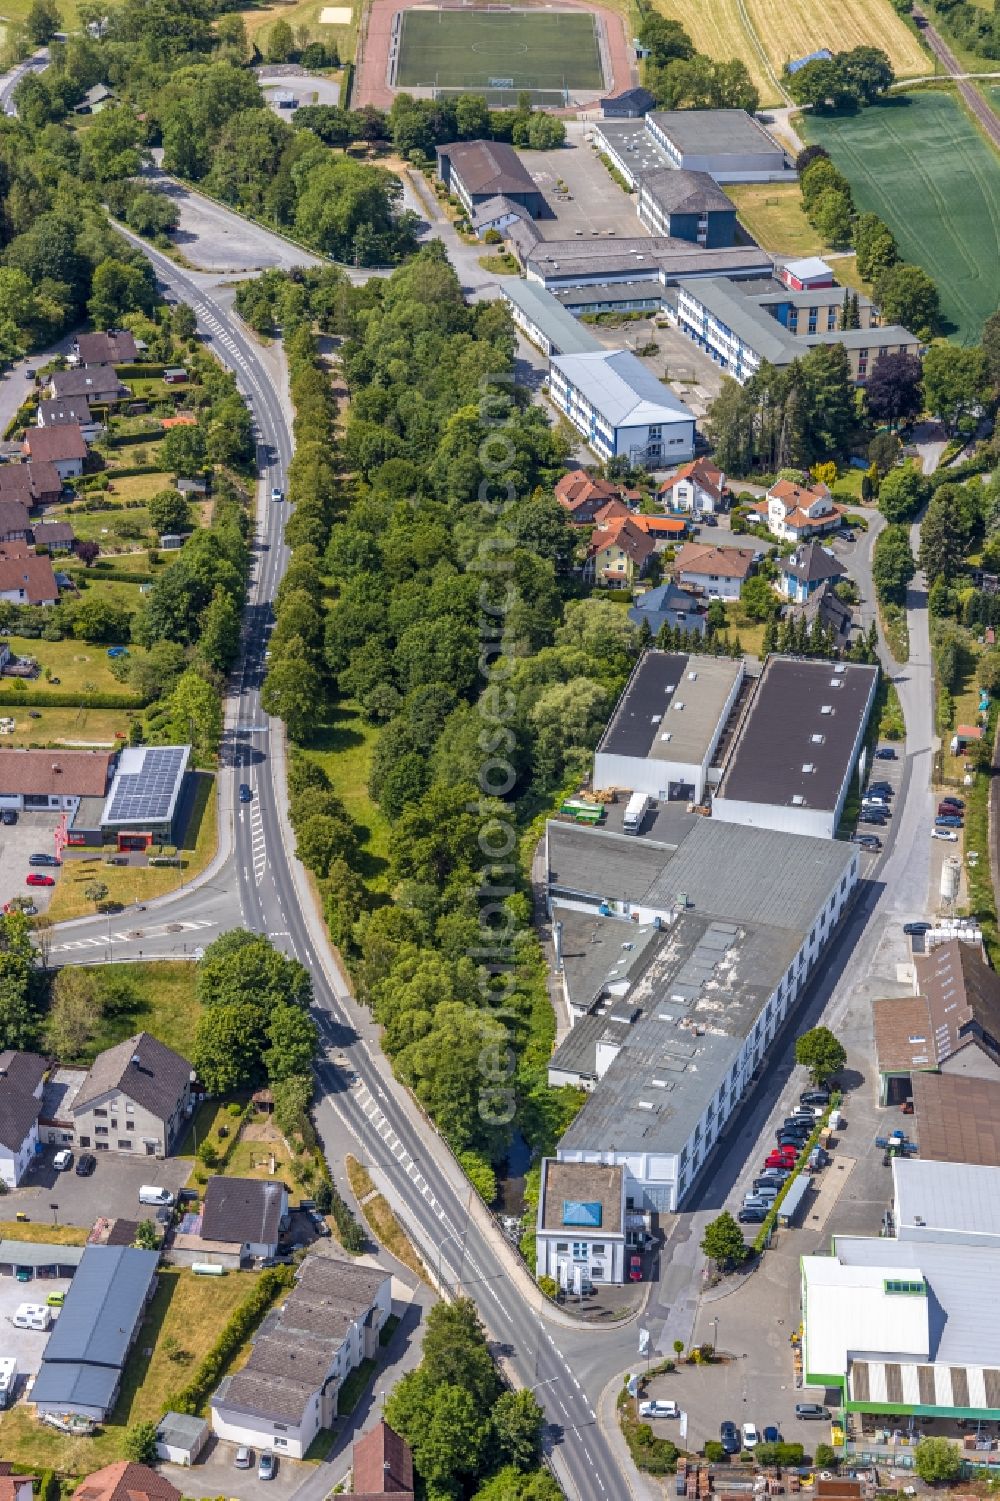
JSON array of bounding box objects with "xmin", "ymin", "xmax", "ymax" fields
[
  {"xmin": 394, "ymin": 9, "xmax": 604, "ymax": 92},
  {"xmin": 804, "ymin": 93, "xmax": 1000, "ymax": 342}
]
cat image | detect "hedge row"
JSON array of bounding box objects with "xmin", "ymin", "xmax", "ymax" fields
[
  {"xmin": 68, "ymin": 567, "xmax": 156, "ymax": 584},
  {"xmin": 106, "ymin": 429, "xmax": 164, "ymax": 449},
  {"xmin": 753, "ymin": 1093, "xmax": 841, "ymax": 1252},
  {"xmin": 0, "ymin": 688, "xmax": 146, "ymax": 709},
  {"xmin": 166, "ymin": 1263, "xmax": 296, "ymax": 1415}
]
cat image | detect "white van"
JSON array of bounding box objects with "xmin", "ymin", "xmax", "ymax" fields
[
  {"xmin": 139, "ymin": 1185, "xmax": 174, "ymax": 1206},
  {"xmin": 13, "ymin": 1304, "xmax": 50, "ymax": 1331}
]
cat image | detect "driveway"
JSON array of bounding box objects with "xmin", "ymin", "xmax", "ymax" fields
[
  {"xmin": 0, "ymin": 810, "xmax": 64, "ymax": 915},
  {"xmin": 160, "ymin": 1434, "xmax": 304, "ymax": 1501},
  {"xmin": 5, "ymin": 1147, "xmax": 191, "ymax": 1228}
]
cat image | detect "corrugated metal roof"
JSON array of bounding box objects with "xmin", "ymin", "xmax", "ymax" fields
[
  {"xmin": 550, "ymin": 350, "xmax": 694, "ymax": 428},
  {"xmin": 894, "ymin": 1157, "xmax": 1000, "ymax": 1246},
  {"xmin": 42, "ymin": 1245, "xmax": 158, "ymax": 1367},
  {"xmin": 500, "ymin": 280, "xmax": 602, "ymax": 356}
]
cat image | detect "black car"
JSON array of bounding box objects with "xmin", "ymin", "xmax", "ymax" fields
[
  {"xmin": 738, "ymin": 1206, "xmax": 767, "ymax": 1223},
  {"xmin": 859, "ymin": 814, "xmax": 887, "ymax": 827},
  {"xmin": 875, "ymin": 746, "xmax": 898, "ymax": 760},
  {"xmin": 28, "ymin": 853, "xmax": 61, "ymax": 867},
  {"xmin": 781, "ymin": 1118, "xmax": 812, "ymax": 1135},
  {"xmin": 1, "ymin": 809, "xmax": 16, "ymax": 826},
  {"xmin": 720, "ymin": 1421, "xmax": 742, "ymax": 1453},
  {"xmin": 795, "ymin": 1402, "xmax": 831, "ymax": 1420},
  {"xmin": 867, "ymin": 783, "xmax": 894, "ymax": 796},
  {"xmin": 776, "ymin": 1133, "xmax": 806, "ymax": 1149},
  {"xmin": 800, "ymin": 1090, "xmax": 830, "ymax": 1107},
  {"xmin": 941, "ymin": 796, "xmax": 965, "ymax": 810},
  {"xmin": 75, "ymin": 1152, "xmax": 96, "ymax": 1176},
  {"xmin": 903, "ymin": 921, "xmax": 932, "ymax": 936}
]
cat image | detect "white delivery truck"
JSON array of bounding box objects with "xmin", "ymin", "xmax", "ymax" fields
[
  {"xmin": 0, "ymin": 1357, "xmax": 17, "ymax": 1408},
  {"xmin": 623, "ymin": 792, "xmax": 650, "ymax": 835}
]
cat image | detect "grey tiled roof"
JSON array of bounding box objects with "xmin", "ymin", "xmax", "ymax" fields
[
  {"xmin": 201, "ymin": 1177, "xmax": 285, "ymax": 1246},
  {"xmin": 73, "ymin": 1032, "xmax": 190, "ymax": 1122}
]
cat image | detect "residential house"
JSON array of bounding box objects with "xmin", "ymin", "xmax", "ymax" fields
[
  {"xmin": 71, "ymin": 1032, "xmax": 193, "ymax": 1158},
  {"xmin": 0, "ymin": 462, "xmax": 63, "ymax": 509},
  {"xmin": 0, "ymin": 1051, "xmax": 47, "ymax": 1188},
  {"xmin": 555, "ymin": 471, "xmax": 637, "ymax": 525},
  {"xmin": 600, "ymin": 86, "xmax": 656, "ymax": 118},
  {"xmin": 436, "ymin": 141, "xmax": 547, "ymax": 220},
  {"xmin": 22, "ymin": 424, "xmax": 87, "ymax": 481},
  {"xmin": 628, "ymin": 581, "xmax": 707, "ymax": 638},
  {"xmin": 470, "ymin": 195, "xmax": 533, "ymax": 239},
  {"xmin": 30, "ymin": 521, "xmax": 76, "ymax": 554},
  {"xmin": 48, "ymin": 368, "xmax": 126, "ymax": 406},
  {"xmin": 163, "ymin": 368, "xmax": 187, "ymax": 385},
  {"xmin": 200, "ymin": 1176, "xmax": 289, "ymax": 1261},
  {"xmin": 778, "ymin": 540, "xmax": 847, "ymax": 602},
  {"xmin": 630, "ymin": 514, "xmax": 688, "ymax": 551},
  {"xmin": 0, "ymin": 749, "xmax": 115, "ymax": 815},
  {"xmin": 0, "ymin": 556, "xmax": 60, "ymax": 607},
  {"xmin": 659, "ymin": 458, "xmax": 726, "ymax": 516},
  {"xmin": 31, "ymin": 1245, "xmax": 159, "ymax": 1421},
  {"xmin": 71, "ymin": 1466, "xmax": 179, "ymax": 1501},
  {"xmin": 758, "ymin": 480, "xmax": 843, "ymax": 542},
  {"xmin": 210, "ymin": 1251, "xmax": 392, "ymax": 1459},
  {"xmin": 36, "ymin": 398, "xmax": 101, "ymax": 443},
  {"xmin": 535, "ymin": 1160, "xmax": 627, "ymax": 1286},
  {"xmin": 548, "ymin": 349, "xmax": 695, "ymax": 465},
  {"xmin": 74, "ymin": 331, "xmax": 138, "ymax": 366},
  {"xmin": 0, "ymin": 1468, "xmax": 34, "ymax": 1501},
  {"xmin": 585, "ymin": 515, "xmax": 656, "ymax": 587},
  {"xmin": 672, "ymin": 540, "xmax": 756, "ymax": 600},
  {"xmin": 72, "ymin": 84, "xmax": 116, "ymax": 114},
  {"xmin": 592, "ymin": 499, "xmax": 632, "ymax": 527},
  {"xmin": 350, "ymin": 1421, "xmax": 415, "ymax": 1499},
  {"xmin": 0, "ymin": 502, "xmax": 30, "ymax": 544},
  {"xmin": 785, "ymin": 581, "xmax": 853, "ymax": 652}
]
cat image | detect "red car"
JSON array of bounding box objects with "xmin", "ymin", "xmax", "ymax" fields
[
  {"xmin": 765, "ymin": 1150, "xmax": 796, "ymax": 1169},
  {"xmin": 26, "ymin": 873, "xmax": 55, "ymax": 887},
  {"xmin": 629, "ymin": 1255, "xmax": 642, "ymax": 1282}
]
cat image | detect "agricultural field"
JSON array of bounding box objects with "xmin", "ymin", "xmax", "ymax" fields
[
  {"xmin": 652, "ymin": 0, "xmax": 777, "ymax": 103},
  {"xmin": 395, "ymin": 8, "xmax": 603, "ymax": 93},
  {"xmin": 743, "ymin": 0, "xmax": 927, "ymax": 82},
  {"xmin": 803, "ymin": 93, "xmax": 1000, "ymax": 342}
]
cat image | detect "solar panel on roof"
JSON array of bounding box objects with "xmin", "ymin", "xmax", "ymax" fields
[{"xmin": 105, "ymin": 746, "xmax": 186, "ymax": 822}]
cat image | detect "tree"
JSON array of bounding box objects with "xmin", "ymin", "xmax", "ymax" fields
[
  {"xmin": 914, "ymin": 1437, "xmax": 962, "ymax": 1484},
  {"xmin": 197, "ymin": 588, "xmax": 242, "ymax": 675},
  {"xmin": 74, "ymin": 538, "xmax": 101, "ymax": 567},
  {"xmin": 473, "ymin": 1469, "xmax": 562, "ymax": 1501},
  {"xmin": 873, "ymin": 262, "xmax": 940, "ymax": 339},
  {"xmin": 869, "ymin": 431, "xmax": 901, "ymax": 476},
  {"xmin": 147, "ymin": 488, "xmax": 192, "ymax": 536},
  {"xmin": 295, "ymin": 811, "xmax": 358, "ymax": 876},
  {"xmin": 795, "ymin": 1025, "xmax": 846, "ymax": 1084},
  {"xmin": 171, "ymin": 302, "xmax": 197, "ymax": 340},
  {"xmin": 160, "ymin": 423, "xmax": 207, "ymax": 478},
  {"xmin": 492, "ymin": 1389, "xmax": 545, "ymax": 1471},
  {"xmin": 25, "ymin": 0, "xmax": 61, "ymax": 44},
  {"xmin": 133, "ymin": 1219, "xmax": 159, "ymax": 1249},
  {"xmin": 877, "ymin": 465, "xmax": 930, "ymax": 523},
  {"xmin": 922, "ymin": 344, "xmax": 989, "ymax": 435},
  {"xmin": 0, "ymin": 911, "xmax": 40, "ymax": 1051},
  {"xmin": 122, "ymin": 1420, "xmax": 159, "ymax": 1463},
  {"xmin": 162, "ymin": 669, "xmax": 223, "ymax": 756},
  {"xmin": 852, "ymin": 212, "xmax": 898, "ymax": 282},
  {"xmin": 740, "ymin": 575, "xmax": 780, "ymax": 622},
  {"xmin": 866, "ymin": 352, "xmax": 923, "ymax": 430},
  {"xmin": 266, "ymin": 17, "xmax": 295, "ymax": 60},
  {"xmin": 919, "ymin": 492, "xmax": 968, "ymax": 581},
  {"xmin": 700, "ymin": 1211, "xmax": 750, "ymax": 1271},
  {"xmin": 261, "ymin": 645, "xmax": 323, "ymax": 741},
  {"xmin": 71, "ymin": 595, "xmax": 132, "ymax": 643},
  {"xmin": 872, "ymin": 525, "xmax": 916, "ymax": 605},
  {"xmin": 88, "ymin": 258, "xmax": 155, "ymax": 328},
  {"xmin": 84, "ymin": 880, "xmax": 109, "ymax": 911},
  {"xmin": 125, "ymin": 189, "xmax": 180, "ymax": 238},
  {"xmin": 983, "ymin": 307, "xmax": 1000, "ymax": 392},
  {"xmin": 44, "ymin": 968, "xmax": 102, "ymax": 1059},
  {"xmin": 811, "ymin": 189, "xmax": 853, "ymax": 248},
  {"xmin": 264, "ymin": 1002, "xmax": 319, "ymax": 1082}
]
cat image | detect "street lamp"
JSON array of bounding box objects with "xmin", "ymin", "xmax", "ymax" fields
[
  {"xmin": 711, "ymin": 1316, "xmax": 719, "ymax": 1355},
  {"xmin": 50, "ymin": 1203, "xmax": 59, "ymax": 1227}
]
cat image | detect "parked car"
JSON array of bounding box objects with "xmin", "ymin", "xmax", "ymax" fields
[
  {"xmin": 941, "ymin": 796, "xmax": 965, "ymax": 809},
  {"xmin": 238, "ymin": 783, "xmax": 253, "ymax": 803},
  {"xmin": 107, "ymin": 646, "xmax": 128, "ymax": 659},
  {"xmin": 795, "ymin": 1402, "xmax": 831, "ymax": 1419},
  {"xmin": 720, "ymin": 1421, "xmax": 741, "ymax": 1454},
  {"xmin": 28, "ymin": 853, "xmax": 60, "ymax": 867},
  {"xmin": 742, "ymin": 1423, "xmax": 759, "ymax": 1450},
  {"xmin": 747, "ymin": 1184, "xmax": 778, "ymax": 1202},
  {"xmin": 776, "ymin": 1134, "xmax": 805, "ymax": 1150},
  {"xmin": 763, "ymin": 1426, "xmax": 781, "ymax": 1444},
  {"xmin": 258, "ymin": 1452, "xmax": 276, "ymax": 1481},
  {"xmin": 75, "ymin": 1153, "xmax": 96, "ymax": 1177},
  {"xmin": 783, "ymin": 1116, "xmax": 814, "ymax": 1131},
  {"xmin": 2, "ymin": 809, "xmax": 17, "ymax": 825},
  {"xmin": 742, "ymin": 1196, "xmax": 771, "ymax": 1212},
  {"xmin": 935, "ymin": 815, "xmax": 963, "ymax": 828},
  {"xmin": 53, "ymin": 1149, "xmax": 73, "ymax": 1170},
  {"xmin": 738, "ymin": 1206, "xmax": 767, "ymax": 1224},
  {"xmin": 639, "ymin": 1400, "xmax": 679, "ymax": 1419},
  {"xmin": 858, "ymin": 835, "xmax": 882, "ymax": 850},
  {"xmin": 859, "ymin": 814, "xmax": 887, "ymax": 827},
  {"xmin": 26, "ymin": 873, "xmax": 55, "ymax": 887},
  {"xmin": 628, "ymin": 1254, "xmax": 642, "ymax": 1282},
  {"xmin": 875, "ymin": 746, "xmax": 898, "ymax": 759},
  {"xmin": 45, "ymin": 1291, "xmax": 65, "ymax": 1307},
  {"xmin": 754, "ymin": 1174, "xmax": 788, "ymax": 1191},
  {"xmin": 234, "ymin": 1447, "xmax": 252, "ymax": 1469},
  {"xmin": 868, "ymin": 781, "xmax": 894, "ymax": 795},
  {"xmin": 931, "ymin": 828, "xmax": 959, "ymax": 841},
  {"xmin": 801, "ymin": 1089, "xmax": 830, "ymax": 1106},
  {"xmin": 903, "ymin": 921, "xmax": 932, "ymax": 936},
  {"xmin": 862, "ymin": 795, "xmax": 890, "ymax": 808}
]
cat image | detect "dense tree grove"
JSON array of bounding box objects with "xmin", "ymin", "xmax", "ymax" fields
[
  {"xmin": 784, "ymin": 46, "xmax": 894, "ymax": 109},
  {"xmin": 706, "ymin": 345, "xmax": 857, "ymax": 473},
  {"xmin": 637, "ymin": 13, "xmax": 760, "ymax": 111}
]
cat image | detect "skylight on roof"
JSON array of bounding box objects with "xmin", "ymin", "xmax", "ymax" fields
[
  {"xmin": 811, "ymin": 734, "xmax": 825, "ymax": 744},
  {"xmin": 802, "ymin": 763, "xmax": 814, "ymax": 773}
]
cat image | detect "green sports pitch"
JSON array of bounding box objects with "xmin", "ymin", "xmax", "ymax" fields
[{"xmin": 394, "ymin": 8, "xmax": 604, "ymax": 95}]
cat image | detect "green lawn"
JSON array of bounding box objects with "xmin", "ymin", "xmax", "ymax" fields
[
  {"xmin": 303, "ymin": 703, "xmax": 391, "ymax": 888},
  {"xmin": 0, "ymin": 704, "xmax": 134, "ymax": 746},
  {"xmin": 0, "ymin": 635, "xmax": 124, "ymax": 696},
  {"xmin": 49, "ymin": 960, "xmax": 202, "ymax": 1063},
  {"xmin": 727, "ymin": 182, "xmax": 826, "ymax": 257},
  {"xmin": 395, "ymin": 8, "xmax": 602, "ymax": 92},
  {"xmin": 0, "ymin": 1268, "xmax": 256, "ymax": 1471},
  {"xmin": 802, "ymin": 93, "xmax": 1000, "ymax": 341}
]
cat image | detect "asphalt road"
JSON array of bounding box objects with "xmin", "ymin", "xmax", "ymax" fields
[
  {"xmin": 0, "ymin": 48, "xmax": 48, "ymax": 115},
  {"xmin": 50, "ymin": 235, "xmax": 615, "ymax": 1501}
]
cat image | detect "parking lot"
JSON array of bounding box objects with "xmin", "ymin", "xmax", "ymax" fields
[
  {"xmin": 0, "ymin": 1271, "xmax": 72, "ymax": 1386},
  {"xmin": 5, "ymin": 1146, "xmax": 191, "ymax": 1228},
  {"xmin": 0, "ymin": 810, "xmax": 62, "ymax": 914},
  {"xmin": 520, "ymin": 136, "xmax": 645, "ymax": 240}
]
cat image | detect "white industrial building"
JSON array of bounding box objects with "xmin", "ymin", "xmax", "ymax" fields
[
  {"xmin": 546, "ymin": 816, "xmax": 858, "ymax": 1210},
  {"xmin": 801, "ymin": 1158, "xmax": 1000, "ymax": 1420},
  {"xmin": 645, "ymin": 109, "xmax": 789, "ymax": 181},
  {"xmin": 593, "ymin": 651, "xmax": 744, "ymax": 806},
  {"xmin": 548, "ymin": 349, "xmax": 695, "ymax": 465},
  {"xmin": 712, "ymin": 656, "xmax": 879, "ymax": 839},
  {"xmin": 535, "ymin": 1159, "xmax": 628, "ymax": 1286},
  {"xmin": 499, "ymin": 280, "xmax": 601, "ymax": 357}
]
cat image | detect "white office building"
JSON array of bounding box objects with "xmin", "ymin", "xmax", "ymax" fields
[{"xmin": 548, "ymin": 349, "xmax": 695, "ymax": 465}]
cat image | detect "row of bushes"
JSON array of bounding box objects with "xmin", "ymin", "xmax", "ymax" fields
[
  {"xmin": 752, "ymin": 1094, "xmax": 841, "ymax": 1252},
  {"xmin": 166, "ymin": 1263, "xmax": 296, "ymax": 1415},
  {"xmin": 0, "ymin": 688, "xmax": 147, "ymax": 709},
  {"xmin": 66, "ymin": 566, "xmax": 160, "ymax": 584}
]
